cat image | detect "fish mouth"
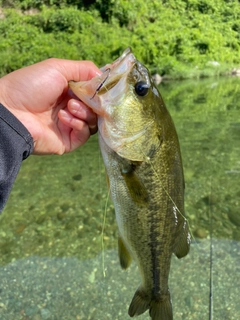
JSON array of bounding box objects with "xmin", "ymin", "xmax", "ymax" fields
[
  {"xmin": 96, "ymin": 47, "xmax": 136, "ymax": 95},
  {"xmin": 68, "ymin": 48, "xmax": 136, "ymax": 110}
]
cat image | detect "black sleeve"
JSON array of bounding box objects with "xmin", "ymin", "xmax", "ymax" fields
[{"xmin": 0, "ymin": 103, "xmax": 34, "ymax": 212}]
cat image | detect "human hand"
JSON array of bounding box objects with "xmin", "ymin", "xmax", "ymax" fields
[{"xmin": 0, "ymin": 58, "xmax": 101, "ymax": 155}]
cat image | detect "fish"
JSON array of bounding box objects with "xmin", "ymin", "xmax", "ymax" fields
[{"xmin": 69, "ymin": 47, "xmax": 191, "ymax": 320}]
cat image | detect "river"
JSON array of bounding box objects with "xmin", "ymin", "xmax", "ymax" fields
[{"xmin": 0, "ymin": 76, "xmax": 239, "ymax": 320}]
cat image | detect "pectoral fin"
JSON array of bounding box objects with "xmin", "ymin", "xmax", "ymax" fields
[
  {"xmin": 121, "ymin": 163, "xmax": 148, "ymax": 205},
  {"xmin": 118, "ymin": 237, "xmax": 132, "ymax": 269},
  {"xmin": 105, "ymin": 171, "xmax": 110, "ymax": 189},
  {"xmin": 174, "ymin": 222, "xmax": 191, "ymax": 259}
]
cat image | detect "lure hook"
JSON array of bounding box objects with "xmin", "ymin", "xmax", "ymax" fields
[{"xmin": 91, "ymin": 68, "xmax": 111, "ymax": 100}]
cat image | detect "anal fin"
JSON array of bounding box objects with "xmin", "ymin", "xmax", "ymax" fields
[
  {"xmin": 128, "ymin": 287, "xmax": 150, "ymax": 317},
  {"xmin": 118, "ymin": 237, "xmax": 132, "ymax": 269}
]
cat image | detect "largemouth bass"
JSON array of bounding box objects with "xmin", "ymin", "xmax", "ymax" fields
[{"xmin": 69, "ymin": 48, "xmax": 191, "ymax": 320}]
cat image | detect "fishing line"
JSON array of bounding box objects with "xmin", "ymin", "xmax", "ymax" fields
[
  {"xmin": 97, "ymin": 140, "xmax": 106, "ymax": 276},
  {"xmin": 93, "ymin": 78, "xmax": 112, "ymax": 278},
  {"xmin": 144, "ymin": 150, "xmax": 195, "ymax": 242},
  {"xmin": 209, "ymin": 177, "xmax": 213, "ymax": 320},
  {"xmin": 101, "ymin": 187, "xmax": 110, "ymax": 277}
]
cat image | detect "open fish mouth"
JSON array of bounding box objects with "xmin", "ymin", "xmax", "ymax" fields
[
  {"xmin": 68, "ymin": 48, "xmax": 136, "ymax": 111},
  {"xmin": 93, "ymin": 47, "xmax": 136, "ymax": 97}
]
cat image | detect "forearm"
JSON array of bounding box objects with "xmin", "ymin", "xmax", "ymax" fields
[{"xmin": 0, "ymin": 103, "xmax": 34, "ymax": 212}]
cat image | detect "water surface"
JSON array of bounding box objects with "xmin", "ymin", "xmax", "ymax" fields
[{"xmin": 0, "ymin": 76, "xmax": 239, "ymax": 320}]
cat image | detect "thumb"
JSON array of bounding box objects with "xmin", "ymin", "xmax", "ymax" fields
[{"xmin": 48, "ymin": 58, "xmax": 102, "ymax": 82}]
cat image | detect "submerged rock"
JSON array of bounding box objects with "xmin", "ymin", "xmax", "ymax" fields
[
  {"xmin": 194, "ymin": 228, "xmax": 208, "ymax": 239},
  {"xmin": 40, "ymin": 308, "xmax": 51, "ymax": 320}
]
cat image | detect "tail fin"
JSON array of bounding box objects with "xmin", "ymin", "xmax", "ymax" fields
[
  {"xmin": 128, "ymin": 288, "xmax": 173, "ymax": 320},
  {"xmin": 149, "ymin": 294, "xmax": 173, "ymax": 320}
]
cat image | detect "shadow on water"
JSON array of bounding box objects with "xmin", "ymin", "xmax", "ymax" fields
[{"xmin": 0, "ymin": 76, "xmax": 239, "ymax": 320}]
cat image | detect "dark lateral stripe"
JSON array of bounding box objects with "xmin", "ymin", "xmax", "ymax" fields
[{"xmin": 149, "ymin": 203, "xmax": 162, "ymax": 297}]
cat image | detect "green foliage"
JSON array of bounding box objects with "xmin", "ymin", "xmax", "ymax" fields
[
  {"xmin": 0, "ymin": 0, "xmax": 239, "ymax": 77},
  {"xmin": 0, "ymin": 0, "xmax": 84, "ymax": 10}
]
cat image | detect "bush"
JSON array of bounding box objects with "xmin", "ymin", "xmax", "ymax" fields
[{"xmin": 0, "ymin": 0, "xmax": 239, "ymax": 78}]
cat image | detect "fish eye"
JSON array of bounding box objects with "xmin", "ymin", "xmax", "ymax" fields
[{"xmin": 134, "ymin": 81, "xmax": 149, "ymax": 97}]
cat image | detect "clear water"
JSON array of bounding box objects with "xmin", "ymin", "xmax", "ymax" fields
[{"xmin": 0, "ymin": 76, "xmax": 239, "ymax": 320}]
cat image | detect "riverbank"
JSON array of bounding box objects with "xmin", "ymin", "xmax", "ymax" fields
[{"xmin": 154, "ymin": 64, "xmax": 240, "ymax": 82}]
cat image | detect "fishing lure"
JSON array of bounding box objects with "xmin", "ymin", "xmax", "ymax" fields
[{"xmin": 91, "ymin": 68, "xmax": 111, "ymax": 100}]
